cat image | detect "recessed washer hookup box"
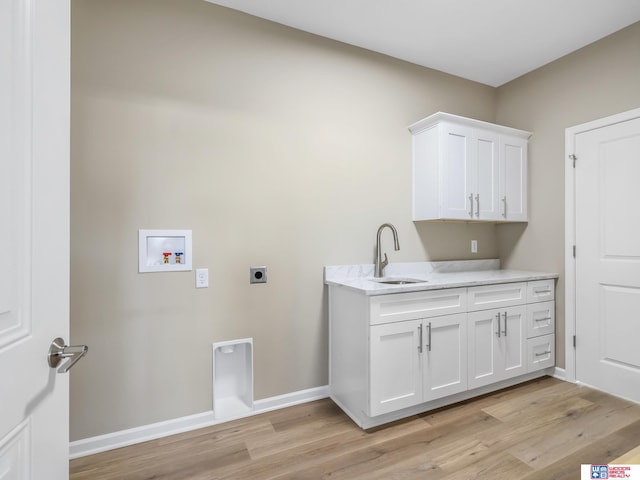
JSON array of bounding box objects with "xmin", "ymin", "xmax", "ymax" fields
[{"xmin": 138, "ymin": 229, "xmax": 193, "ymax": 273}]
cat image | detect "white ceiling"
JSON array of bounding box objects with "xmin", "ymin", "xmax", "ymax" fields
[{"xmin": 204, "ymin": 0, "xmax": 640, "ymax": 87}]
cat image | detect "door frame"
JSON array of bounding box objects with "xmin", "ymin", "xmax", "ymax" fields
[{"xmin": 564, "ymin": 106, "xmax": 640, "ymax": 383}]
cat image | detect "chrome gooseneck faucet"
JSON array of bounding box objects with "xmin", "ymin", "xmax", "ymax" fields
[{"xmin": 374, "ymin": 223, "xmax": 400, "ymax": 278}]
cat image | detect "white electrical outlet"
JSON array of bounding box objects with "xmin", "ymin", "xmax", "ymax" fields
[
  {"xmin": 471, "ymin": 240, "xmax": 478, "ymax": 253},
  {"xmin": 196, "ymin": 268, "xmax": 209, "ymax": 288}
]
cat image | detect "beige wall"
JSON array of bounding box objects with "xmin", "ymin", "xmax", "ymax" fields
[
  {"xmin": 70, "ymin": 0, "xmax": 498, "ymax": 440},
  {"xmin": 70, "ymin": 0, "xmax": 640, "ymax": 441},
  {"xmin": 495, "ymin": 21, "xmax": 640, "ymax": 368}
]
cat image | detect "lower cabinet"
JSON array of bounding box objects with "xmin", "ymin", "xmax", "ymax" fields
[
  {"xmin": 468, "ymin": 306, "xmax": 526, "ymax": 389},
  {"xmin": 370, "ymin": 313, "xmax": 467, "ymax": 417},
  {"xmin": 329, "ymin": 278, "xmax": 555, "ymax": 428},
  {"xmin": 423, "ymin": 313, "xmax": 468, "ymax": 401},
  {"xmin": 369, "ymin": 319, "xmax": 422, "ymax": 416},
  {"xmin": 527, "ymin": 333, "xmax": 555, "ymax": 371}
]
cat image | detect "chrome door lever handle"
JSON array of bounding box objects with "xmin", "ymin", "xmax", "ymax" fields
[{"xmin": 48, "ymin": 337, "xmax": 88, "ymax": 373}]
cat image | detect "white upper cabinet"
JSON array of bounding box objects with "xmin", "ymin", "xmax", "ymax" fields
[
  {"xmin": 499, "ymin": 135, "xmax": 528, "ymax": 221},
  {"xmin": 410, "ymin": 112, "xmax": 531, "ymax": 222}
]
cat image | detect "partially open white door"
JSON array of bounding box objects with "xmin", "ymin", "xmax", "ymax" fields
[
  {"xmin": 0, "ymin": 0, "xmax": 70, "ymax": 477},
  {"xmin": 568, "ymin": 108, "xmax": 640, "ymax": 403}
]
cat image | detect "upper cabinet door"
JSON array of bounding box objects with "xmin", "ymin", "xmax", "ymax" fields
[
  {"xmin": 422, "ymin": 123, "xmax": 500, "ymax": 221},
  {"xmin": 440, "ymin": 123, "xmax": 474, "ymax": 220},
  {"xmin": 499, "ymin": 135, "xmax": 528, "ymax": 222},
  {"xmin": 410, "ymin": 112, "xmax": 530, "ymax": 223},
  {"xmin": 473, "ymin": 129, "xmax": 501, "ymax": 220}
]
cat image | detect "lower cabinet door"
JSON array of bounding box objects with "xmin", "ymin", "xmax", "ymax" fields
[
  {"xmin": 468, "ymin": 309, "xmax": 501, "ymax": 388},
  {"xmin": 369, "ymin": 319, "xmax": 422, "ymax": 416},
  {"xmin": 499, "ymin": 306, "xmax": 527, "ymax": 380},
  {"xmin": 423, "ymin": 313, "xmax": 468, "ymax": 401},
  {"xmin": 468, "ymin": 306, "xmax": 526, "ymax": 388}
]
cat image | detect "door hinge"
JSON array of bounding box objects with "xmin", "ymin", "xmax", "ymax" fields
[
  {"xmin": 573, "ymin": 245, "xmax": 576, "ymax": 258},
  {"xmin": 573, "ymin": 335, "xmax": 576, "ymax": 348},
  {"xmin": 569, "ymin": 154, "xmax": 577, "ymax": 168}
]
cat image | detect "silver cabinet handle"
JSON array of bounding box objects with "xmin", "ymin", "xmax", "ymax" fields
[
  {"xmin": 502, "ymin": 311, "xmax": 508, "ymax": 336},
  {"xmin": 495, "ymin": 313, "xmax": 501, "ymax": 337},
  {"xmin": 468, "ymin": 194, "xmax": 474, "ymax": 218},
  {"xmin": 535, "ymin": 350, "xmax": 551, "ymax": 357},
  {"xmin": 418, "ymin": 324, "xmax": 423, "ymax": 353},
  {"xmin": 534, "ymin": 316, "xmax": 552, "ymax": 322},
  {"xmin": 426, "ymin": 322, "xmax": 432, "ymax": 352},
  {"xmin": 501, "ymin": 196, "xmax": 507, "ymax": 218},
  {"xmin": 475, "ymin": 194, "xmax": 480, "ymax": 217},
  {"xmin": 48, "ymin": 337, "xmax": 88, "ymax": 373},
  {"xmin": 534, "ymin": 288, "xmax": 551, "ymax": 293}
]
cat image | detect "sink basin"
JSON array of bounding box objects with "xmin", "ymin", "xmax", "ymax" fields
[
  {"xmin": 377, "ymin": 280, "xmax": 421, "ymax": 285},
  {"xmin": 370, "ymin": 278, "xmax": 427, "ymax": 285}
]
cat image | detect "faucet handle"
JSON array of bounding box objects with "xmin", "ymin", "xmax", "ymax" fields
[{"xmin": 381, "ymin": 252, "xmax": 389, "ymax": 270}]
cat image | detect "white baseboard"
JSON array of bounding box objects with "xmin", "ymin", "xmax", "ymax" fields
[
  {"xmin": 252, "ymin": 385, "xmax": 329, "ymax": 412},
  {"xmin": 69, "ymin": 385, "xmax": 329, "ymax": 459},
  {"xmin": 552, "ymin": 366, "xmax": 567, "ymax": 381},
  {"xmin": 68, "ymin": 410, "xmax": 217, "ymax": 459}
]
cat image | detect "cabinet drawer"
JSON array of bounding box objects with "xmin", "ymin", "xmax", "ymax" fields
[
  {"xmin": 370, "ymin": 288, "xmax": 467, "ymax": 325},
  {"xmin": 467, "ymin": 282, "xmax": 526, "ymax": 312},
  {"xmin": 527, "ymin": 279, "xmax": 555, "ymax": 303},
  {"xmin": 526, "ymin": 301, "xmax": 555, "ymax": 338},
  {"xmin": 527, "ymin": 334, "xmax": 555, "ymax": 372}
]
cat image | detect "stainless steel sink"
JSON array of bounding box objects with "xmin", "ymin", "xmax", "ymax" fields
[
  {"xmin": 370, "ymin": 278, "xmax": 427, "ymax": 285},
  {"xmin": 377, "ymin": 280, "xmax": 421, "ymax": 285}
]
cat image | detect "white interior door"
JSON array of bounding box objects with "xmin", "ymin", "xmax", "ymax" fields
[
  {"xmin": 0, "ymin": 0, "xmax": 70, "ymax": 477},
  {"xmin": 574, "ymin": 112, "xmax": 640, "ymax": 402}
]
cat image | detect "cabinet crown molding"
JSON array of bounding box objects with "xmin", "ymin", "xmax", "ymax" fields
[{"xmin": 408, "ymin": 112, "xmax": 532, "ymax": 139}]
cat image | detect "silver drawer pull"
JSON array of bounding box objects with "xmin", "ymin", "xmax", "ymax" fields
[
  {"xmin": 533, "ymin": 288, "xmax": 551, "ymax": 294},
  {"xmin": 534, "ymin": 316, "xmax": 552, "ymax": 322},
  {"xmin": 535, "ymin": 350, "xmax": 551, "ymax": 357},
  {"xmin": 418, "ymin": 324, "xmax": 423, "ymax": 353},
  {"xmin": 426, "ymin": 322, "xmax": 432, "ymax": 352},
  {"xmin": 468, "ymin": 194, "xmax": 474, "ymax": 218},
  {"xmin": 502, "ymin": 311, "xmax": 507, "ymax": 336},
  {"xmin": 495, "ymin": 313, "xmax": 501, "ymax": 338}
]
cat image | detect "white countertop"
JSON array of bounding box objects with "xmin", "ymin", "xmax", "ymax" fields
[{"xmin": 324, "ymin": 260, "xmax": 558, "ymax": 296}]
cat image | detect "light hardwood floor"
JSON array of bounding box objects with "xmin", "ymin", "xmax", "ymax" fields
[{"xmin": 70, "ymin": 377, "xmax": 640, "ymax": 480}]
